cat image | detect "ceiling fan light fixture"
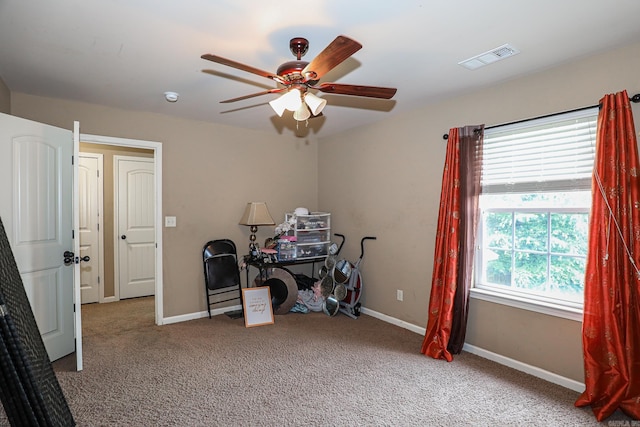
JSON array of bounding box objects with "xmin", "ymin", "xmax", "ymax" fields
[
  {"xmin": 202, "ymin": 35, "xmax": 397, "ymax": 126},
  {"xmin": 304, "ymin": 92, "xmax": 327, "ymax": 116},
  {"xmin": 269, "ymin": 88, "xmax": 303, "ymax": 116},
  {"xmin": 269, "ymin": 97, "xmax": 287, "ymax": 117},
  {"xmin": 293, "ymin": 104, "xmax": 311, "ymax": 121},
  {"xmin": 282, "ymin": 88, "xmax": 303, "ymax": 111}
]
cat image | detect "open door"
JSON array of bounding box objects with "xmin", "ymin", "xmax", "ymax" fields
[
  {"xmin": 78, "ymin": 153, "xmax": 103, "ymax": 304},
  {"xmin": 0, "ymin": 113, "xmax": 82, "ymax": 370}
]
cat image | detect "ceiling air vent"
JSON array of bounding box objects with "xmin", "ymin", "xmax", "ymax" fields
[{"xmin": 458, "ymin": 43, "xmax": 520, "ymax": 70}]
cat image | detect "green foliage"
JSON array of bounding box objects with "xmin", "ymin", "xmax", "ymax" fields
[{"xmin": 482, "ymin": 202, "xmax": 588, "ymax": 299}]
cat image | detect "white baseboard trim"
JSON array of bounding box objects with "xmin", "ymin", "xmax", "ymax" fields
[
  {"xmin": 361, "ymin": 306, "xmax": 585, "ymax": 393},
  {"xmin": 162, "ymin": 304, "xmax": 242, "ymax": 325},
  {"xmin": 164, "ymin": 304, "xmax": 585, "ymax": 393},
  {"xmin": 361, "ymin": 307, "xmax": 427, "ymax": 336},
  {"xmin": 462, "ymin": 343, "xmax": 585, "ymax": 393}
]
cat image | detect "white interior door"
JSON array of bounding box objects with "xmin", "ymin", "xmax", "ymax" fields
[
  {"xmin": 79, "ymin": 153, "xmax": 103, "ymax": 304},
  {"xmin": 0, "ymin": 113, "xmax": 79, "ymax": 364},
  {"xmin": 115, "ymin": 156, "xmax": 156, "ymax": 299}
]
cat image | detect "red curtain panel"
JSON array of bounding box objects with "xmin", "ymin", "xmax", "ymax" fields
[
  {"xmin": 421, "ymin": 128, "xmax": 462, "ymax": 362},
  {"xmin": 421, "ymin": 126, "xmax": 483, "ymax": 361},
  {"xmin": 575, "ymin": 90, "xmax": 640, "ymax": 421}
]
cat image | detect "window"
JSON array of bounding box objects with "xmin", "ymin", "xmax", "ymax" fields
[{"xmin": 473, "ymin": 108, "xmax": 598, "ymax": 319}]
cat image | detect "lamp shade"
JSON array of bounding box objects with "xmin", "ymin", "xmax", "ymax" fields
[
  {"xmin": 282, "ymin": 88, "xmax": 303, "ymax": 111},
  {"xmin": 293, "ymin": 104, "xmax": 311, "ymax": 121},
  {"xmin": 269, "ymin": 97, "xmax": 287, "ymax": 117},
  {"xmin": 304, "ymin": 92, "xmax": 327, "ymax": 116},
  {"xmin": 239, "ymin": 202, "xmax": 275, "ymax": 226},
  {"xmin": 269, "ymin": 89, "xmax": 302, "ymax": 117}
]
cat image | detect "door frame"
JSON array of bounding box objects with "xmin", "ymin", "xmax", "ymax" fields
[{"xmin": 79, "ymin": 133, "xmax": 164, "ymax": 325}]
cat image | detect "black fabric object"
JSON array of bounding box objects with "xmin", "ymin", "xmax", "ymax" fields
[
  {"xmin": 264, "ymin": 278, "xmax": 288, "ymax": 307},
  {"xmin": 0, "ymin": 216, "xmax": 75, "ymax": 426},
  {"xmin": 254, "ymin": 268, "xmax": 299, "ymax": 315},
  {"xmin": 293, "ymin": 274, "xmax": 315, "ymax": 291}
]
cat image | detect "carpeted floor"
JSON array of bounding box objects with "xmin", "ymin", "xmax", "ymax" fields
[{"xmin": 47, "ymin": 297, "xmax": 634, "ymax": 426}]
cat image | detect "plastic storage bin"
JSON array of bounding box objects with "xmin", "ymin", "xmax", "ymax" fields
[{"xmin": 285, "ymin": 212, "xmax": 331, "ymax": 260}]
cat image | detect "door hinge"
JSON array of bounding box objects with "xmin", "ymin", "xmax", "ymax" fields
[
  {"xmin": 72, "ymin": 229, "xmax": 75, "ymax": 239},
  {"xmin": 72, "ymin": 155, "xmax": 74, "ymax": 165},
  {"xmin": 97, "ymin": 276, "xmax": 101, "ymax": 284}
]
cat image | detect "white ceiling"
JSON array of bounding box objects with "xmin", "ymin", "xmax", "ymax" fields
[{"xmin": 1, "ymin": 1, "xmax": 640, "ymax": 138}]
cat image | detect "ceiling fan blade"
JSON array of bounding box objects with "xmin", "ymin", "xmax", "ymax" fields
[
  {"xmin": 220, "ymin": 88, "xmax": 286, "ymax": 103},
  {"xmin": 302, "ymin": 36, "xmax": 362, "ymax": 80},
  {"xmin": 201, "ymin": 54, "xmax": 285, "ymax": 84},
  {"xmin": 314, "ymin": 83, "xmax": 397, "ymax": 99}
]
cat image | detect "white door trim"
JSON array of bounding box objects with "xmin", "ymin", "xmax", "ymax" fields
[
  {"xmin": 73, "ymin": 121, "xmax": 82, "ymax": 371},
  {"xmin": 79, "ymin": 133, "xmax": 164, "ymax": 325}
]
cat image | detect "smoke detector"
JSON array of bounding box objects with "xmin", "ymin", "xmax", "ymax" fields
[
  {"xmin": 164, "ymin": 91, "xmax": 179, "ymax": 102},
  {"xmin": 458, "ymin": 44, "xmax": 520, "ymax": 70}
]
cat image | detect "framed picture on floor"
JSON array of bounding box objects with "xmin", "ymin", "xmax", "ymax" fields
[{"xmin": 242, "ymin": 286, "xmax": 274, "ymax": 327}]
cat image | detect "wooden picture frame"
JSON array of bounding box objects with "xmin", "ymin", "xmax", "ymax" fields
[{"xmin": 242, "ymin": 286, "xmax": 274, "ymax": 327}]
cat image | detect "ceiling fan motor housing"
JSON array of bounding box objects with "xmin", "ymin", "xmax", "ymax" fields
[{"xmin": 276, "ymin": 60, "xmax": 309, "ymax": 82}]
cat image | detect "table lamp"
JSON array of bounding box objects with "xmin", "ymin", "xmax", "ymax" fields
[{"xmin": 239, "ymin": 202, "xmax": 275, "ymax": 254}]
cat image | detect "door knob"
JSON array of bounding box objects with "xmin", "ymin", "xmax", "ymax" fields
[
  {"xmin": 121, "ymin": 235, "xmax": 127, "ymax": 240},
  {"xmin": 80, "ymin": 256, "xmax": 90, "ymax": 262},
  {"xmin": 63, "ymin": 251, "xmax": 74, "ymax": 265}
]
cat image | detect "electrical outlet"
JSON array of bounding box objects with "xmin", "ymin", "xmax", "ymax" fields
[
  {"xmin": 165, "ymin": 216, "xmax": 177, "ymax": 227},
  {"xmin": 397, "ymin": 290, "xmax": 403, "ymax": 301}
]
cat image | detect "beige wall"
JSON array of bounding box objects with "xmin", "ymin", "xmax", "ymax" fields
[
  {"xmin": 0, "ymin": 76, "xmax": 10, "ymax": 114},
  {"xmin": 318, "ymin": 40, "xmax": 640, "ymax": 383},
  {"xmin": 11, "ymin": 95, "xmax": 319, "ymax": 317},
  {"xmin": 6, "ymin": 40, "xmax": 640, "ymax": 383},
  {"xmin": 79, "ymin": 143, "xmax": 154, "ymax": 299}
]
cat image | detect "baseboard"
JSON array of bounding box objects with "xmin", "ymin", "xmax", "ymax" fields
[
  {"xmin": 462, "ymin": 343, "xmax": 585, "ymax": 393},
  {"xmin": 162, "ymin": 304, "xmax": 243, "ymax": 325},
  {"xmin": 361, "ymin": 307, "xmax": 427, "ymax": 335},
  {"xmin": 360, "ymin": 306, "xmax": 585, "ymax": 393},
  {"xmin": 165, "ymin": 304, "xmax": 585, "ymax": 393}
]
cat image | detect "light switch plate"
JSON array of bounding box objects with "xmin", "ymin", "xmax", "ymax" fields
[{"xmin": 165, "ymin": 216, "xmax": 177, "ymax": 227}]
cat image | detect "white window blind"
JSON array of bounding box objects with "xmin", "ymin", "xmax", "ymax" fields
[{"xmin": 482, "ymin": 107, "xmax": 598, "ymax": 194}]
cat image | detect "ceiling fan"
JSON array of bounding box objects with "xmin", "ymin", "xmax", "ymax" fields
[{"xmin": 201, "ymin": 35, "xmax": 397, "ymax": 121}]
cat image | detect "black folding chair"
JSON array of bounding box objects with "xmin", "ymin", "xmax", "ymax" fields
[{"xmin": 203, "ymin": 239, "xmax": 243, "ymax": 319}]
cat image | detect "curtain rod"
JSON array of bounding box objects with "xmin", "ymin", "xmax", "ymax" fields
[{"xmin": 442, "ymin": 93, "xmax": 640, "ymax": 140}]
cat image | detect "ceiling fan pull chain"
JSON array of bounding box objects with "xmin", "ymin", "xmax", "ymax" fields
[{"xmin": 296, "ymin": 119, "xmax": 311, "ymax": 130}]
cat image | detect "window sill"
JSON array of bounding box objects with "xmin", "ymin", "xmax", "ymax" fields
[{"xmin": 470, "ymin": 288, "xmax": 583, "ymax": 322}]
